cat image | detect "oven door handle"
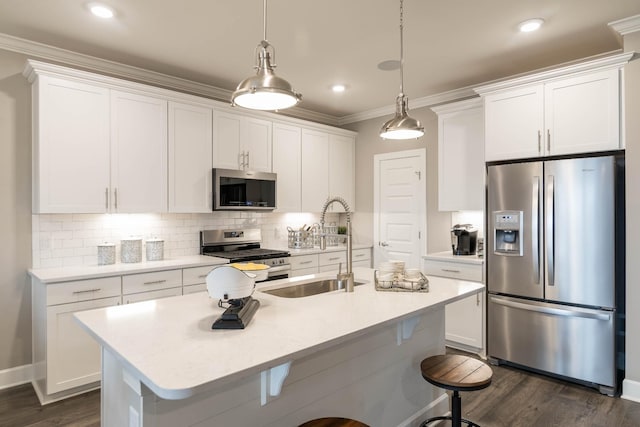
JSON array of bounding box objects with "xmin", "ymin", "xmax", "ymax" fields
[{"xmin": 267, "ymin": 265, "xmax": 291, "ymax": 273}]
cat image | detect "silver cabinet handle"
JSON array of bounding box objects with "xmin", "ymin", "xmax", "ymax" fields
[
  {"xmin": 546, "ymin": 175, "xmax": 555, "ymax": 286},
  {"xmin": 329, "ymin": 257, "xmax": 340, "ymax": 261},
  {"xmin": 246, "ymin": 151, "xmax": 250, "ymax": 168},
  {"xmin": 379, "ymin": 242, "xmax": 389, "ymax": 247},
  {"xmin": 198, "ymin": 275, "xmax": 208, "ymax": 279},
  {"xmin": 547, "ymin": 129, "xmax": 551, "ymax": 152},
  {"xmin": 537, "ymin": 130, "xmax": 541, "ymax": 153},
  {"xmin": 532, "ymin": 176, "xmax": 540, "ymax": 285},
  {"xmin": 355, "ymin": 254, "xmax": 365, "ymax": 258},
  {"xmin": 105, "ymin": 188, "xmax": 109, "ymax": 210},
  {"xmin": 72, "ymin": 288, "xmax": 101, "ymax": 295},
  {"xmin": 114, "ymin": 188, "xmax": 118, "ymax": 210},
  {"xmin": 476, "ymin": 292, "xmax": 480, "ymax": 306},
  {"xmin": 143, "ymin": 280, "xmax": 167, "ymax": 285},
  {"xmin": 299, "ymin": 260, "xmax": 313, "ymax": 265}
]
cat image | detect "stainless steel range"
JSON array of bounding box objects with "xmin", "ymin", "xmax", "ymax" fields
[{"xmin": 200, "ymin": 228, "xmax": 290, "ymax": 281}]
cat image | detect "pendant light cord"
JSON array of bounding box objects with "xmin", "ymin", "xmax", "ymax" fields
[
  {"xmin": 263, "ymin": 0, "xmax": 268, "ymax": 42},
  {"xmin": 399, "ymin": 0, "xmax": 405, "ymax": 96}
]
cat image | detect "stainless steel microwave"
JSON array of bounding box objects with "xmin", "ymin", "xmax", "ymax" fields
[{"xmin": 212, "ymin": 168, "xmax": 277, "ymax": 211}]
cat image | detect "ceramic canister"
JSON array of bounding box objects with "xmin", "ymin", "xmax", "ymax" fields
[
  {"xmin": 97, "ymin": 242, "xmax": 116, "ymax": 265},
  {"xmin": 121, "ymin": 238, "xmax": 142, "ymax": 263},
  {"xmin": 145, "ymin": 239, "xmax": 164, "ymax": 261}
]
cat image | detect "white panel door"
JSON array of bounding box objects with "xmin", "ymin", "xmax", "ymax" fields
[
  {"xmin": 110, "ymin": 90, "xmax": 167, "ymax": 212},
  {"xmin": 272, "ymin": 123, "xmax": 302, "ymax": 212},
  {"xmin": 544, "ymin": 68, "xmax": 620, "ymax": 156},
  {"xmin": 212, "ymin": 110, "xmax": 243, "ymax": 169},
  {"xmin": 244, "ymin": 117, "xmax": 272, "ymax": 172},
  {"xmin": 328, "ymin": 134, "xmax": 355, "ymax": 212},
  {"xmin": 484, "ymin": 85, "xmax": 544, "ymax": 161},
  {"xmin": 374, "ymin": 149, "xmax": 426, "ymax": 269},
  {"xmin": 36, "ymin": 75, "xmax": 110, "ymax": 213},
  {"xmin": 301, "ymin": 129, "xmax": 329, "ymax": 212},
  {"xmin": 46, "ymin": 296, "xmax": 121, "ymax": 394},
  {"xmin": 168, "ymin": 101, "xmax": 213, "ymax": 212}
]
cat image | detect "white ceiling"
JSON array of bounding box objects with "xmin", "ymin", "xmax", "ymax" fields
[{"xmin": 1, "ymin": 0, "xmax": 639, "ymax": 121}]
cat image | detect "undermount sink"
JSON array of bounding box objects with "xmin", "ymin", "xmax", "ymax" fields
[{"xmin": 260, "ymin": 279, "xmax": 367, "ymax": 298}]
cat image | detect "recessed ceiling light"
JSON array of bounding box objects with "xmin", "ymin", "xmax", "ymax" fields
[
  {"xmin": 88, "ymin": 3, "xmax": 115, "ymax": 19},
  {"xmin": 331, "ymin": 84, "xmax": 346, "ymax": 93},
  {"xmin": 518, "ymin": 18, "xmax": 544, "ymax": 33}
]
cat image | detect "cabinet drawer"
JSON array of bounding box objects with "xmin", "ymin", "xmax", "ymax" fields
[
  {"xmin": 352, "ymin": 248, "xmax": 371, "ymax": 262},
  {"xmin": 423, "ymin": 260, "xmax": 482, "ymax": 282},
  {"xmin": 318, "ymin": 251, "xmax": 346, "ymax": 266},
  {"xmin": 122, "ymin": 269, "xmax": 182, "ymax": 295},
  {"xmin": 47, "ymin": 277, "xmax": 121, "ymax": 306},
  {"xmin": 123, "ymin": 287, "xmax": 183, "ymax": 304},
  {"xmin": 290, "ymin": 254, "xmax": 318, "ymax": 269},
  {"xmin": 183, "ymin": 265, "xmax": 218, "ymax": 286},
  {"xmin": 353, "ymin": 260, "xmax": 371, "ymax": 269},
  {"xmin": 290, "ymin": 266, "xmax": 319, "ymax": 277}
]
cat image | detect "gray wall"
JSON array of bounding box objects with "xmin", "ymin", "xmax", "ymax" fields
[
  {"xmin": 344, "ymin": 107, "xmax": 451, "ymax": 255},
  {"xmin": 0, "ymin": 49, "xmax": 32, "ymax": 370},
  {"xmin": 623, "ymin": 32, "xmax": 640, "ymax": 390}
]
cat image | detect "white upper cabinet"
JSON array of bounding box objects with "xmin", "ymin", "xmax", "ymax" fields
[
  {"xmin": 33, "ymin": 75, "xmax": 111, "ymax": 213},
  {"xmin": 328, "ymin": 134, "xmax": 355, "ymax": 212},
  {"xmin": 168, "ymin": 101, "xmax": 213, "ymax": 213},
  {"xmin": 272, "ymin": 123, "xmax": 302, "ymax": 212},
  {"xmin": 483, "ymin": 85, "xmax": 543, "ymax": 161},
  {"xmin": 477, "ymin": 53, "xmax": 633, "ymax": 162},
  {"xmin": 213, "ymin": 110, "xmax": 272, "ymax": 172},
  {"xmin": 110, "ymin": 90, "xmax": 168, "ymax": 213},
  {"xmin": 432, "ymin": 99, "xmax": 485, "ymax": 211},
  {"xmin": 301, "ymin": 129, "xmax": 329, "ymax": 212},
  {"xmin": 544, "ymin": 69, "xmax": 620, "ymax": 156}
]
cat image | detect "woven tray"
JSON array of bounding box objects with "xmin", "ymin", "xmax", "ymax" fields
[{"xmin": 374, "ymin": 270, "xmax": 429, "ymax": 293}]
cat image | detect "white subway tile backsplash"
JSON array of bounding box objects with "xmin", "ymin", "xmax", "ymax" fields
[{"xmin": 32, "ymin": 212, "xmax": 345, "ymax": 268}]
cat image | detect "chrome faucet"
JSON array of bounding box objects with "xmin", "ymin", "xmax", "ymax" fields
[{"xmin": 320, "ymin": 196, "xmax": 354, "ymax": 292}]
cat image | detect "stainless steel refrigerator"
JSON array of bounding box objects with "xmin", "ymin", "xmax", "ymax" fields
[{"xmin": 486, "ymin": 153, "xmax": 625, "ymax": 395}]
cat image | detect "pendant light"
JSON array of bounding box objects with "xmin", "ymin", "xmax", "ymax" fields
[
  {"xmin": 380, "ymin": 0, "xmax": 424, "ymax": 140},
  {"xmin": 231, "ymin": 0, "xmax": 301, "ymax": 111}
]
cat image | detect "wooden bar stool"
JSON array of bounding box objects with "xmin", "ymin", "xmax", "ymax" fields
[
  {"xmin": 419, "ymin": 354, "xmax": 492, "ymax": 427},
  {"xmin": 299, "ymin": 417, "xmax": 369, "ymax": 427}
]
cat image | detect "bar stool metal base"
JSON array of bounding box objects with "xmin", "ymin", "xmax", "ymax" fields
[{"xmin": 419, "ymin": 391, "xmax": 480, "ymax": 427}]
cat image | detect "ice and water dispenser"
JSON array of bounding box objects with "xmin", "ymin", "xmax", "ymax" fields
[{"xmin": 493, "ymin": 211, "xmax": 523, "ymax": 256}]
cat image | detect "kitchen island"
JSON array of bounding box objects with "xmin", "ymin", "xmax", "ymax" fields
[{"xmin": 74, "ymin": 267, "xmax": 484, "ymax": 427}]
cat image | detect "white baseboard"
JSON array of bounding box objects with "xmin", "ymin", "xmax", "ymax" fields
[
  {"xmin": 0, "ymin": 363, "xmax": 33, "ymax": 391},
  {"xmin": 622, "ymin": 378, "xmax": 640, "ymax": 403}
]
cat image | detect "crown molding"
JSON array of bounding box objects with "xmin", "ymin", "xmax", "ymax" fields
[
  {"xmin": 430, "ymin": 97, "xmax": 482, "ymax": 115},
  {"xmin": 609, "ymin": 14, "xmax": 640, "ymax": 36},
  {"xmin": 0, "ymin": 32, "xmax": 339, "ymax": 126},
  {"xmin": 338, "ymin": 86, "xmax": 477, "ymax": 125},
  {"xmin": 474, "ymin": 51, "xmax": 634, "ymax": 95}
]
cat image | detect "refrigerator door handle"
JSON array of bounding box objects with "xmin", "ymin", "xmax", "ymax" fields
[
  {"xmin": 490, "ymin": 296, "xmax": 611, "ymax": 321},
  {"xmin": 546, "ymin": 175, "xmax": 555, "ymax": 286},
  {"xmin": 532, "ymin": 176, "xmax": 540, "ymax": 284}
]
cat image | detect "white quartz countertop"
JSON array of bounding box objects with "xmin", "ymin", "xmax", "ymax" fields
[
  {"xmin": 29, "ymin": 255, "xmax": 229, "ymax": 283},
  {"xmin": 423, "ymin": 251, "xmax": 484, "ymax": 265},
  {"xmin": 74, "ymin": 267, "xmax": 483, "ymax": 400}
]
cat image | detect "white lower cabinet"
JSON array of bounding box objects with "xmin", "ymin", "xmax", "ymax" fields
[
  {"xmin": 46, "ymin": 296, "xmax": 121, "ymax": 395},
  {"xmin": 31, "ymin": 263, "xmax": 222, "ymax": 403},
  {"xmin": 290, "ymin": 248, "xmax": 371, "ymax": 277},
  {"xmin": 423, "ymin": 255, "xmax": 484, "ymax": 355}
]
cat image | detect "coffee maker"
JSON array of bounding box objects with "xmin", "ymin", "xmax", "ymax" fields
[{"xmin": 451, "ymin": 224, "xmax": 478, "ymax": 256}]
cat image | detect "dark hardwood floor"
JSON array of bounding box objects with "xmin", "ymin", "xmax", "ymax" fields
[{"xmin": 1, "ymin": 351, "xmax": 639, "ymax": 426}]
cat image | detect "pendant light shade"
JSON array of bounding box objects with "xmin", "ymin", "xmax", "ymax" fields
[
  {"xmin": 231, "ymin": 0, "xmax": 301, "ymax": 111},
  {"xmin": 380, "ymin": 0, "xmax": 424, "ymax": 140}
]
